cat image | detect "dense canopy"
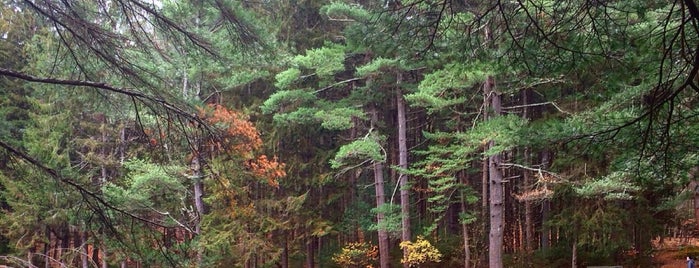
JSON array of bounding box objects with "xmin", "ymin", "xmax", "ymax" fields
[{"xmin": 1, "ymin": 0, "xmax": 699, "ymax": 267}]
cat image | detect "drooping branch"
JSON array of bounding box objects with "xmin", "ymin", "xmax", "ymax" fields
[
  {"xmin": 0, "ymin": 139, "xmax": 173, "ymax": 230},
  {"xmin": 0, "ymin": 67, "xmax": 205, "ymax": 126}
]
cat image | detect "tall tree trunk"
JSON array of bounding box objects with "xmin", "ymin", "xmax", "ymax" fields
[
  {"xmin": 371, "ymin": 107, "xmax": 390, "ymax": 268},
  {"xmin": 396, "ymin": 77, "xmax": 411, "ymax": 268},
  {"xmin": 461, "ymin": 186, "xmax": 471, "ymax": 268},
  {"xmin": 571, "ymin": 239, "xmax": 577, "ymax": 268},
  {"xmin": 522, "ymin": 89, "xmax": 534, "ymax": 252},
  {"xmin": 92, "ymin": 243, "xmax": 99, "ymax": 267},
  {"xmin": 101, "ymin": 244, "xmax": 107, "ymax": 268},
  {"xmin": 305, "ymin": 238, "xmax": 315, "ymax": 268},
  {"xmin": 81, "ymin": 230, "xmax": 88, "ymax": 268},
  {"xmin": 44, "ymin": 228, "xmax": 51, "ymax": 268},
  {"xmin": 485, "ymin": 75, "xmax": 504, "ymax": 268},
  {"xmin": 541, "ymin": 151, "xmax": 552, "ymax": 250},
  {"xmin": 191, "ymin": 153, "xmax": 205, "ymax": 267},
  {"xmin": 281, "ymin": 234, "xmax": 289, "ymax": 268}
]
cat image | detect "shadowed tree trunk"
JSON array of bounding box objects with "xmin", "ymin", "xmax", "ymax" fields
[{"xmin": 461, "ymin": 178, "xmax": 472, "ymax": 268}]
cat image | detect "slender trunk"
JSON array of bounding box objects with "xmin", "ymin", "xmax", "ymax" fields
[
  {"xmin": 571, "ymin": 240, "xmax": 577, "ymax": 268},
  {"xmin": 371, "ymin": 106, "xmax": 390, "ymax": 268},
  {"xmin": 281, "ymin": 235, "xmax": 289, "ymax": 268},
  {"xmin": 44, "ymin": 228, "xmax": 51, "ymax": 268},
  {"xmin": 523, "ymin": 89, "xmax": 534, "ymax": 252},
  {"xmin": 100, "ymin": 118, "xmax": 108, "ymax": 185},
  {"xmin": 461, "ymin": 189, "xmax": 471, "ymax": 268},
  {"xmin": 541, "ymin": 151, "xmax": 552, "ymax": 250},
  {"xmin": 481, "ymin": 114, "xmax": 489, "ymax": 261},
  {"xmin": 60, "ymin": 226, "xmax": 69, "ymax": 265},
  {"xmin": 375, "ymin": 160, "xmax": 390, "ymax": 268},
  {"xmin": 80, "ymin": 230, "xmax": 88, "ymax": 268},
  {"xmin": 101, "ymin": 244, "xmax": 107, "ymax": 268},
  {"xmin": 694, "ymin": 186, "xmax": 699, "ymax": 231},
  {"xmin": 92, "ymin": 243, "xmax": 99, "ymax": 267},
  {"xmin": 396, "ymin": 78, "xmax": 411, "ymax": 268},
  {"xmin": 486, "ymin": 75, "xmax": 504, "ymax": 268},
  {"xmin": 182, "ymin": 63, "xmax": 189, "ymax": 98},
  {"xmin": 191, "ymin": 152, "xmax": 205, "ymax": 267},
  {"xmin": 28, "ymin": 246, "xmax": 33, "ymax": 266},
  {"xmin": 119, "ymin": 126, "xmax": 125, "ymax": 164},
  {"xmin": 305, "ymin": 238, "xmax": 315, "ymax": 268}
]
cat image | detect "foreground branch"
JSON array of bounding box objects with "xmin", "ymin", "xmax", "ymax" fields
[
  {"xmin": 0, "ymin": 138, "xmax": 176, "ymax": 230},
  {"xmin": 0, "ymin": 67, "xmax": 205, "ymax": 125}
]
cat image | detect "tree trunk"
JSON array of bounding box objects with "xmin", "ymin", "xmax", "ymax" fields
[
  {"xmin": 461, "ymin": 187, "xmax": 471, "ymax": 268},
  {"xmin": 486, "ymin": 75, "xmax": 504, "ymax": 268},
  {"xmin": 541, "ymin": 151, "xmax": 552, "ymax": 250},
  {"xmin": 371, "ymin": 107, "xmax": 391, "ymax": 268},
  {"xmin": 81, "ymin": 230, "xmax": 89, "ymax": 268},
  {"xmin": 92, "ymin": 243, "xmax": 99, "ymax": 267},
  {"xmin": 571, "ymin": 240, "xmax": 577, "ymax": 268},
  {"xmin": 305, "ymin": 238, "xmax": 315, "ymax": 268},
  {"xmin": 191, "ymin": 153, "xmax": 205, "ymax": 267},
  {"xmin": 396, "ymin": 78, "xmax": 411, "ymax": 268},
  {"xmin": 101, "ymin": 244, "xmax": 107, "ymax": 268},
  {"xmin": 281, "ymin": 234, "xmax": 289, "ymax": 268},
  {"xmin": 44, "ymin": 228, "xmax": 51, "ymax": 268},
  {"xmin": 522, "ymin": 89, "xmax": 534, "ymax": 252}
]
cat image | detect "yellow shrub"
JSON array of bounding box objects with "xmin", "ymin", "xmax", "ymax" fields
[
  {"xmin": 332, "ymin": 242, "xmax": 378, "ymax": 268},
  {"xmin": 399, "ymin": 236, "xmax": 442, "ymax": 267}
]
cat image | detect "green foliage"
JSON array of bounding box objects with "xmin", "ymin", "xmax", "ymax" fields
[
  {"xmin": 330, "ymin": 133, "xmax": 385, "ymax": 169},
  {"xmin": 316, "ymin": 107, "xmax": 365, "ymax": 130},
  {"xmin": 272, "ymin": 107, "xmax": 322, "ymax": 126},
  {"xmin": 321, "ymin": 2, "xmax": 371, "ymax": 23},
  {"xmin": 574, "ymin": 171, "xmax": 641, "ymax": 200},
  {"xmin": 355, "ymin": 57, "xmax": 400, "ymax": 77},
  {"xmin": 369, "ymin": 203, "xmax": 402, "ymax": 237},
  {"xmin": 406, "ymin": 62, "xmax": 492, "ymax": 112},
  {"xmin": 261, "ymin": 89, "xmax": 317, "ymax": 114},
  {"xmin": 103, "ymin": 158, "xmax": 186, "ymax": 210},
  {"xmin": 292, "ymin": 44, "xmax": 346, "ymax": 77},
  {"xmin": 274, "ymin": 68, "xmax": 302, "ymax": 89}
]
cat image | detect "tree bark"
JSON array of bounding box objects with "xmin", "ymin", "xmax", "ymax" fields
[
  {"xmin": 522, "ymin": 89, "xmax": 534, "ymax": 252},
  {"xmin": 371, "ymin": 107, "xmax": 391, "ymax": 268},
  {"xmin": 541, "ymin": 151, "xmax": 552, "ymax": 250},
  {"xmin": 305, "ymin": 238, "xmax": 315, "ymax": 268},
  {"xmin": 191, "ymin": 153, "xmax": 205, "ymax": 267},
  {"xmin": 81, "ymin": 230, "xmax": 89, "ymax": 268},
  {"xmin": 485, "ymin": 75, "xmax": 504, "ymax": 268},
  {"xmin": 396, "ymin": 76, "xmax": 411, "ymax": 268},
  {"xmin": 281, "ymin": 234, "xmax": 289, "ymax": 268},
  {"xmin": 460, "ymin": 186, "xmax": 471, "ymax": 268},
  {"xmin": 571, "ymin": 239, "xmax": 577, "ymax": 268},
  {"xmin": 101, "ymin": 244, "xmax": 107, "ymax": 268}
]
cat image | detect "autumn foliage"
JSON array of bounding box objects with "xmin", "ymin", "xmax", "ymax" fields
[
  {"xmin": 399, "ymin": 236, "xmax": 442, "ymax": 267},
  {"xmin": 200, "ymin": 104, "xmax": 285, "ymax": 187},
  {"xmin": 332, "ymin": 242, "xmax": 379, "ymax": 268},
  {"xmin": 201, "ymin": 104, "xmax": 262, "ymax": 154}
]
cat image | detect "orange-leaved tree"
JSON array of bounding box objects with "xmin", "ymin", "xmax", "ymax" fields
[{"xmin": 197, "ymin": 104, "xmax": 287, "ymax": 266}]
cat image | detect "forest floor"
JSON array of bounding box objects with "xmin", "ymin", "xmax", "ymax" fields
[{"xmin": 652, "ymin": 238, "xmax": 699, "ymax": 267}]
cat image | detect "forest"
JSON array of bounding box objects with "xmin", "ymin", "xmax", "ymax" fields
[{"xmin": 1, "ymin": 0, "xmax": 699, "ymax": 267}]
